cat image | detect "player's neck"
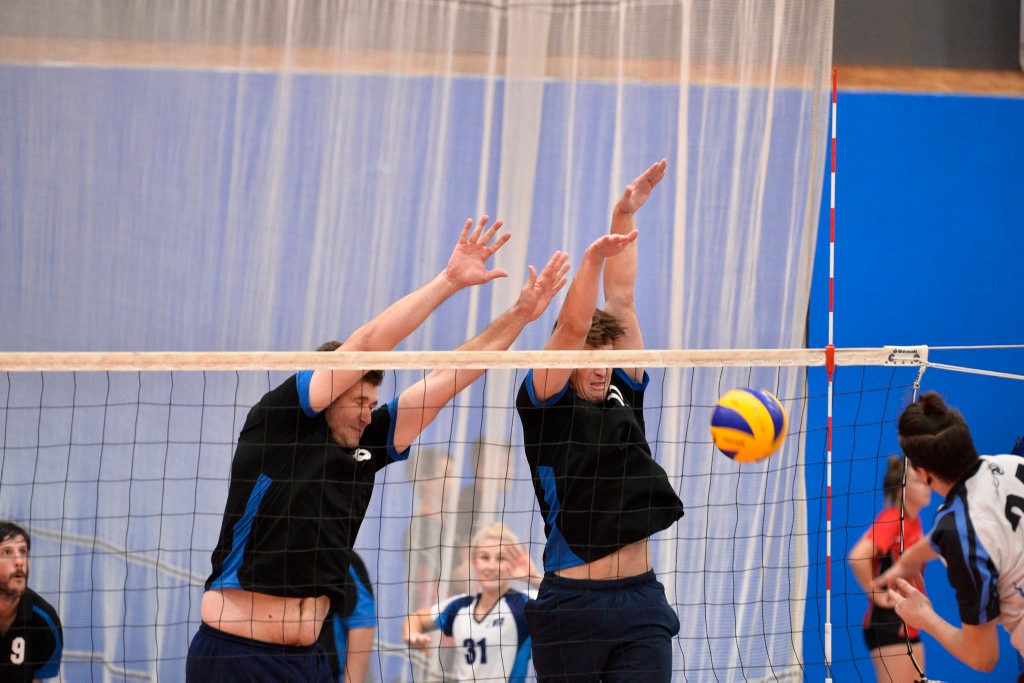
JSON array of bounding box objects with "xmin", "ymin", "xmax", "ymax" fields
[{"xmin": 475, "ymin": 587, "xmax": 504, "ymax": 618}]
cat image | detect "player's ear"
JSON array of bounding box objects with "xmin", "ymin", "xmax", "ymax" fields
[{"xmin": 911, "ymin": 464, "xmax": 935, "ymax": 488}]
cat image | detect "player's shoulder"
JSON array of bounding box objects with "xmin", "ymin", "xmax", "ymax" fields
[
  {"xmin": 501, "ymin": 589, "xmax": 532, "ymax": 609},
  {"xmin": 23, "ymin": 588, "xmax": 61, "ymax": 625},
  {"xmin": 964, "ymin": 455, "xmax": 1024, "ymax": 498},
  {"xmin": 440, "ymin": 593, "xmax": 477, "ymax": 615},
  {"xmin": 873, "ymin": 506, "xmax": 902, "ymax": 525}
]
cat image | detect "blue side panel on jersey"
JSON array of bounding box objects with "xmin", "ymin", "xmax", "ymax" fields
[
  {"xmin": 937, "ymin": 497, "xmax": 998, "ymax": 624},
  {"xmin": 31, "ymin": 604, "xmax": 62, "ymax": 679},
  {"xmin": 211, "ymin": 473, "xmax": 273, "ymax": 589},
  {"xmin": 509, "ymin": 635, "xmax": 532, "ymax": 683},
  {"xmin": 537, "ymin": 465, "xmax": 584, "ymax": 571},
  {"xmin": 347, "ymin": 564, "xmax": 377, "ymax": 628}
]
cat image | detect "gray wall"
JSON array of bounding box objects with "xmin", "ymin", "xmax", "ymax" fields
[{"xmin": 835, "ymin": 0, "xmax": 1022, "ymax": 69}]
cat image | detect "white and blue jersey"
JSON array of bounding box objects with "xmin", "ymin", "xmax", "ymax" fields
[
  {"xmin": 929, "ymin": 454, "xmax": 1024, "ymax": 656},
  {"xmin": 432, "ymin": 589, "xmax": 533, "ymax": 682}
]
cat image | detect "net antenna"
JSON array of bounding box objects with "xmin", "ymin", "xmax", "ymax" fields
[{"xmin": 824, "ymin": 66, "xmax": 837, "ymax": 682}]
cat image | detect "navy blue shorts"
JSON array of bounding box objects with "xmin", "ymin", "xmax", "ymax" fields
[
  {"xmin": 186, "ymin": 622, "xmax": 333, "ymax": 682},
  {"xmin": 525, "ymin": 570, "xmax": 680, "ymax": 682}
]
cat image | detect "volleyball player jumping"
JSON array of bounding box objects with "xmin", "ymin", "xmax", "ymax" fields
[
  {"xmin": 186, "ymin": 218, "xmax": 568, "ymax": 682},
  {"xmin": 516, "ymin": 160, "xmax": 684, "ymax": 682}
]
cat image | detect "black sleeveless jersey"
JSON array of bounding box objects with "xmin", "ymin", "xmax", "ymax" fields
[
  {"xmin": 516, "ymin": 369, "xmax": 684, "ymax": 571},
  {"xmin": 205, "ymin": 372, "xmax": 403, "ymax": 609}
]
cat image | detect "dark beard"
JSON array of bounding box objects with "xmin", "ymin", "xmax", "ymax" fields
[{"xmin": 0, "ymin": 574, "xmax": 27, "ymax": 598}]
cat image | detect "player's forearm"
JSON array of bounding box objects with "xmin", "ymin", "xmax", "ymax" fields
[
  {"xmin": 901, "ymin": 535, "xmax": 938, "ymax": 568},
  {"xmin": 344, "ymin": 627, "xmax": 374, "ymax": 683},
  {"xmin": 603, "ymin": 206, "xmax": 638, "ymax": 305},
  {"xmin": 924, "ymin": 619, "xmax": 1000, "ymax": 672},
  {"xmin": 345, "ymin": 271, "xmax": 460, "ymax": 352},
  {"xmin": 847, "ymin": 555, "xmax": 875, "ymax": 597},
  {"xmin": 459, "ymin": 302, "xmax": 535, "ymax": 353},
  {"xmin": 557, "ymin": 251, "xmax": 604, "ymax": 338},
  {"xmin": 421, "ymin": 303, "xmax": 535, "ymax": 394}
]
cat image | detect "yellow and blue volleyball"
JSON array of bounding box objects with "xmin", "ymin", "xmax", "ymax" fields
[{"xmin": 710, "ymin": 387, "xmax": 788, "ymax": 463}]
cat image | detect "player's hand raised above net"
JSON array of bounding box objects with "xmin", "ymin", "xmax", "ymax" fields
[
  {"xmin": 444, "ymin": 215, "xmax": 512, "ymax": 287},
  {"xmin": 512, "ymin": 251, "xmax": 570, "ymax": 323},
  {"xmin": 615, "ymin": 158, "xmax": 667, "ymax": 216}
]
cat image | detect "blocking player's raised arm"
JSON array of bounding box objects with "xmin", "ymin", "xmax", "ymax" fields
[
  {"xmin": 307, "ymin": 216, "xmax": 511, "ymax": 414},
  {"xmin": 392, "ymin": 250, "xmax": 568, "ymax": 452},
  {"xmin": 530, "ymin": 232, "xmax": 637, "ymax": 402},
  {"xmin": 603, "ymin": 159, "xmax": 666, "ymax": 380}
]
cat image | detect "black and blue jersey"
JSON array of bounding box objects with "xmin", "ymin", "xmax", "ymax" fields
[
  {"xmin": 516, "ymin": 368, "xmax": 683, "ymax": 571},
  {"xmin": 0, "ymin": 587, "xmax": 62, "ymax": 681},
  {"xmin": 205, "ymin": 371, "xmax": 406, "ymax": 611}
]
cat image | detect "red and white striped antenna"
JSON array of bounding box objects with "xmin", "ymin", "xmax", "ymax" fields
[{"xmin": 825, "ymin": 65, "xmax": 837, "ymax": 683}]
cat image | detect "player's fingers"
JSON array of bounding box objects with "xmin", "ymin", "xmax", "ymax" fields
[
  {"xmin": 459, "ymin": 218, "xmax": 474, "ymax": 242},
  {"xmin": 469, "ymin": 215, "xmax": 490, "ymax": 242},
  {"xmin": 539, "ymin": 251, "xmax": 567, "ymax": 278},
  {"xmin": 487, "ymin": 230, "xmax": 511, "ymax": 255},
  {"xmin": 481, "ymin": 218, "xmax": 504, "ymax": 244}
]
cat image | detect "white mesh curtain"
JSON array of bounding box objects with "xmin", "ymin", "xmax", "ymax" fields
[{"xmin": 1, "ymin": 1, "xmax": 834, "ymax": 681}]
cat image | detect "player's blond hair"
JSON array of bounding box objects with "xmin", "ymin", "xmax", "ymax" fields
[{"xmin": 470, "ymin": 522, "xmax": 521, "ymax": 553}]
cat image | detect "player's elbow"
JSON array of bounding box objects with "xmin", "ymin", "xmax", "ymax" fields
[
  {"xmin": 962, "ymin": 645, "xmax": 1000, "ymax": 672},
  {"xmin": 970, "ymin": 652, "xmax": 999, "ymax": 672}
]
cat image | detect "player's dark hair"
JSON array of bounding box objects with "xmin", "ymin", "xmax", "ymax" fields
[
  {"xmin": 881, "ymin": 455, "xmax": 905, "ymax": 505},
  {"xmin": 898, "ymin": 391, "xmax": 979, "ymax": 484},
  {"xmin": 0, "ymin": 521, "xmax": 30, "ymax": 551},
  {"xmin": 316, "ymin": 340, "xmax": 384, "ymax": 386}
]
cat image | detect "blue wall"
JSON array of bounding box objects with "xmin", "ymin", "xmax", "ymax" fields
[{"xmin": 806, "ymin": 90, "xmax": 1024, "ymax": 681}]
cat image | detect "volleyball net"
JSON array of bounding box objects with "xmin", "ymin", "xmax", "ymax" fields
[{"xmin": 3, "ymin": 345, "xmax": 991, "ymax": 682}]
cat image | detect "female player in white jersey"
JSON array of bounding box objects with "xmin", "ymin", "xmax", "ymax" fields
[
  {"xmin": 874, "ymin": 391, "xmax": 1024, "ymax": 680},
  {"xmin": 403, "ymin": 522, "xmax": 541, "ymax": 682}
]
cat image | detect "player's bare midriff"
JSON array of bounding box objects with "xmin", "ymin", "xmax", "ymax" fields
[
  {"xmin": 554, "ymin": 538, "xmax": 651, "ymax": 580},
  {"xmin": 200, "ymin": 588, "xmax": 331, "ymax": 646}
]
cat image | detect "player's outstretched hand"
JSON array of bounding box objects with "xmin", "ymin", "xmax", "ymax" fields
[
  {"xmin": 513, "ymin": 251, "xmax": 570, "ymax": 323},
  {"xmin": 616, "ymin": 159, "xmax": 667, "ymax": 216},
  {"xmin": 888, "ymin": 577, "xmax": 936, "ymax": 630},
  {"xmin": 586, "ymin": 230, "xmax": 640, "ymax": 262},
  {"xmin": 444, "ymin": 216, "xmax": 511, "ymax": 288}
]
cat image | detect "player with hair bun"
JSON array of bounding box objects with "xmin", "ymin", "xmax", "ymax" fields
[{"xmin": 874, "ymin": 391, "xmax": 1024, "ymax": 680}]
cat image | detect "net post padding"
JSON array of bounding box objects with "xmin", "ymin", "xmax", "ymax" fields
[{"xmin": 0, "ymin": 346, "xmax": 922, "ymax": 372}]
